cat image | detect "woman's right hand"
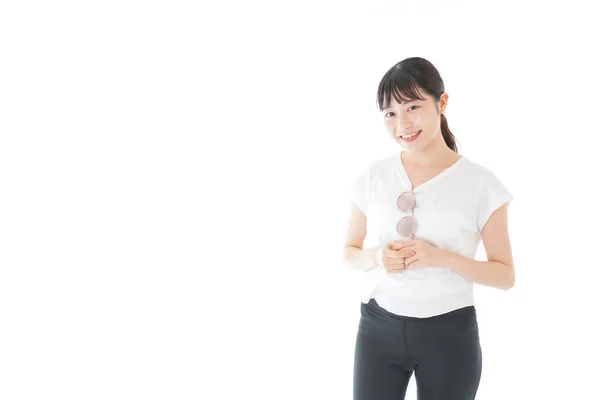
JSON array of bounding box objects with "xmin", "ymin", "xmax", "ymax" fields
[{"xmin": 376, "ymin": 241, "xmax": 415, "ymax": 273}]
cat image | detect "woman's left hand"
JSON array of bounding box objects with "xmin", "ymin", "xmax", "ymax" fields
[{"xmin": 391, "ymin": 239, "xmax": 449, "ymax": 269}]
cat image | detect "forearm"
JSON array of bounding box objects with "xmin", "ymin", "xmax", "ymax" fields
[
  {"xmin": 343, "ymin": 246, "xmax": 381, "ymax": 272},
  {"xmin": 443, "ymin": 250, "xmax": 515, "ymax": 290}
]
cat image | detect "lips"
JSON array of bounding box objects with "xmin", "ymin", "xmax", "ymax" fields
[{"xmin": 399, "ymin": 130, "xmax": 421, "ymax": 142}]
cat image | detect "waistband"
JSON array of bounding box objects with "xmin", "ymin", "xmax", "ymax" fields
[{"xmin": 363, "ymin": 297, "xmax": 476, "ymax": 321}]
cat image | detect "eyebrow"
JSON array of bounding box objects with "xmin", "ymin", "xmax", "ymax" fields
[{"xmin": 383, "ymin": 100, "xmax": 419, "ymax": 110}]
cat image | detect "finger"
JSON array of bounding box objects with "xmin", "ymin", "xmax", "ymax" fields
[
  {"xmin": 387, "ymin": 264, "xmax": 406, "ymax": 272},
  {"xmin": 384, "ymin": 250, "xmax": 405, "ymax": 259},
  {"xmin": 404, "ymin": 254, "xmax": 418, "ymax": 265},
  {"xmin": 386, "ymin": 257, "xmax": 406, "ymax": 267},
  {"xmin": 396, "ymin": 250, "xmax": 415, "ymax": 258},
  {"xmin": 387, "ymin": 249, "xmax": 414, "ymax": 260},
  {"xmin": 390, "ymin": 241, "xmax": 405, "ymax": 250},
  {"xmin": 385, "ymin": 257, "xmax": 406, "ymax": 268},
  {"xmin": 389, "ymin": 245, "xmax": 405, "ymax": 253},
  {"xmin": 388, "ymin": 268, "xmax": 405, "ymax": 273},
  {"xmin": 398, "ymin": 241, "xmax": 417, "ymax": 249},
  {"xmin": 391, "ymin": 240, "xmax": 412, "ymax": 250}
]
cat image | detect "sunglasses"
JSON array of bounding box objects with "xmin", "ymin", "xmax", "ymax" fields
[{"xmin": 396, "ymin": 191, "xmax": 416, "ymax": 239}]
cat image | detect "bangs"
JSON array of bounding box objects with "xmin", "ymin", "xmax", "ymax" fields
[{"xmin": 377, "ymin": 71, "xmax": 426, "ymax": 111}]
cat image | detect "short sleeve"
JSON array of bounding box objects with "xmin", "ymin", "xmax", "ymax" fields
[
  {"xmin": 476, "ymin": 170, "xmax": 514, "ymax": 233},
  {"xmin": 350, "ymin": 167, "xmax": 370, "ymax": 215}
]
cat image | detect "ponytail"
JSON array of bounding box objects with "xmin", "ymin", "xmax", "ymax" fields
[{"xmin": 440, "ymin": 114, "xmax": 459, "ymax": 153}]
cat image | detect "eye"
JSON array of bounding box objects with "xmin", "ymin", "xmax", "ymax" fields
[
  {"xmin": 408, "ymin": 106, "xmax": 419, "ymax": 111},
  {"xmin": 385, "ymin": 112, "xmax": 395, "ymax": 118}
]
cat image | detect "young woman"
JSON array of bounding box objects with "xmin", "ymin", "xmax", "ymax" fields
[{"xmin": 343, "ymin": 57, "xmax": 515, "ymax": 400}]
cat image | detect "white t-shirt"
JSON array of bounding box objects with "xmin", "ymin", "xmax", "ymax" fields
[{"xmin": 350, "ymin": 151, "xmax": 514, "ymax": 317}]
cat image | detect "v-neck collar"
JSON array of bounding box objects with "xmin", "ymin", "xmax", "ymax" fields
[{"xmin": 395, "ymin": 151, "xmax": 465, "ymax": 192}]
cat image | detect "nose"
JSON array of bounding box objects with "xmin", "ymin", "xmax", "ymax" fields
[{"xmin": 397, "ymin": 111, "xmax": 412, "ymax": 131}]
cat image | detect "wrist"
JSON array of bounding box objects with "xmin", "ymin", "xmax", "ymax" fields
[
  {"xmin": 441, "ymin": 249, "xmax": 460, "ymax": 270},
  {"xmin": 375, "ymin": 245, "xmax": 384, "ymax": 264},
  {"xmin": 367, "ymin": 246, "xmax": 382, "ymax": 271}
]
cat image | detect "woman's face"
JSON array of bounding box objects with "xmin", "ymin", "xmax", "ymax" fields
[{"xmin": 382, "ymin": 88, "xmax": 448, "ymax": 152}]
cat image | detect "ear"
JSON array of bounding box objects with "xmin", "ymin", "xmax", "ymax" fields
[{"xmin": 439, "ymin": 92, "xmax": 449, "ymax": 114}]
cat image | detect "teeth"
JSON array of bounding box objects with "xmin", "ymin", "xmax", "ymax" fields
[{"xmin": 401, "ymin": 131, "xmax": 420, "ymax": 139}]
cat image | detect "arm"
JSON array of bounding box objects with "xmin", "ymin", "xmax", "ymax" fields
[
  {"xmin": 342, "ymin": 202, "xmax": 383, "ymax": 271},
  {"xmin": 343, "ymin": 245, "xmax": 382, "ymax": 272},
  {"xmin": 444, "ymin": 203, "xmax": 515, "ymax": 290}
]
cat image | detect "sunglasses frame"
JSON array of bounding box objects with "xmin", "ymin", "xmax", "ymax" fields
[{"xmin": 396, "ymin": 191, "xmax": 416, "ymax": 239}]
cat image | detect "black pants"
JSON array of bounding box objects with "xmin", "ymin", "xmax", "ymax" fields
[{"xmin": 353, "ymin": 298, "xmax": 482, "ymax": 400}]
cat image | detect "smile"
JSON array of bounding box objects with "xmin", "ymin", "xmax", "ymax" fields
[{"xmin": 399, "ymin": 130, "xmax": 421, "ymax": 142}]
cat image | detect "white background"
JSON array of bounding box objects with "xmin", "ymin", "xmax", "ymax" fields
[{"xmin": 1, "ymin": 1, "xmax": 599, "ymax": 399}]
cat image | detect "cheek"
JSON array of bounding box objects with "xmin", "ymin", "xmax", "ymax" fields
[
  {"xmin": 420, "ymin": 115, "xmax": 438, "ymax": 135},
  {"xmin": 384, "ymin": 120, "xmax": 395, "ymax": 133}
]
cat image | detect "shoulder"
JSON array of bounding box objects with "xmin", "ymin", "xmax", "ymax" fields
[
  {"xmin": 354, "ymin": 153, "xmax": 397, "ymax": 179},
  {"xmin": 460, "ymin": 156, "xmax": 514, "ymax": 206},
  {"xmin": 456, "ymin": 155, "xmax": 500, "ymax": 185},
  {"xmin": 366, "ymin": 152, "xmax": 397, "ymax": 170},
  {"xmin": 457, "ymin": 155, "xmax": 490, "ymax": 175}
]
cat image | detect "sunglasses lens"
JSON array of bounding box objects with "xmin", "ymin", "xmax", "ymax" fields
[
  {"xmin": 397, "ymin": 192, "xmax": 415, "ymax": 211},
  {"xmin": 396, "ymin": 215, "xmax": 414, "ymax": 237}
]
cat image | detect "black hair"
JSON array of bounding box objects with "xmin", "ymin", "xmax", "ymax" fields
[{"xmin": 376, "ymin": 57, "xmax": 459, "ymax": 153}]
